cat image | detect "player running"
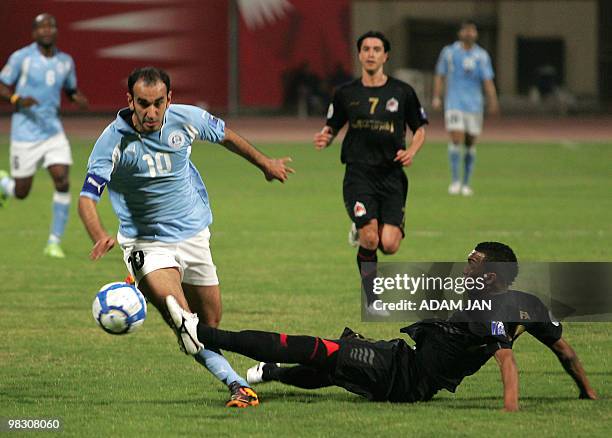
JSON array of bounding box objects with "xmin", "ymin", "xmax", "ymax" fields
[
  {"xmin": 167, "ymin": 242, "xmax": 597, "ymax": 410},
  {"xmin": 432, "ymin": 20, "xmax": 499, "ymax": 196},
  {"xmin": 78, "ymin": 66, "xmax": 293, "ymax": 407},
  {"xmin": 313, "ymin": 31, "xmax": 428, "ymax": 315},
  {"xmin": 0, "ymin": 13, "xmax": 88, "ymax": 258}
]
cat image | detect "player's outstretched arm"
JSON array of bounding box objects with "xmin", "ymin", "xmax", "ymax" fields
[
  {"xmin": 494, "ymin": 348, "xmax": 519, "ymax": 412},
  {"xmin": 549, "ymin": 338, "xmax": 597, "ymax": 400},
  {"xmin": 313, "ymin": 126, "xmax": 336, "ymax": 150},
  {"xmin": 78, "ymin": 196, "xmax": 116, "ymax": 260},
  {"xmin": 221, "ymin": 127, "xmax": 294, "ymax": 183}
]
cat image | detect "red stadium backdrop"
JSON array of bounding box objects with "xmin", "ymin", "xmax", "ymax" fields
[{"xmin": 0, "ymin": 0, "xmax": 351, "ymax": 112}]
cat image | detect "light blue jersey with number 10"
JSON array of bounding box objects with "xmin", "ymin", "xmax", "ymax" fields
[
  {"xmin": 0, "ymin": 42, "xmax": 77, "ymax": 143},
  {"xmin": 81, "ymin": 104, "xmax": 225, "ymax": 242}
]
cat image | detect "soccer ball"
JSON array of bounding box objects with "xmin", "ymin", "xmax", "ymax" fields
[{"xmin": 92, "ymin": 282, "xmax": 147, "ymax": 335}]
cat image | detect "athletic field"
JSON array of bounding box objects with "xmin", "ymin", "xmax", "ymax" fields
[{"xmin": 1, "ymin": 127, "xmax": 611, "ymax": 436}]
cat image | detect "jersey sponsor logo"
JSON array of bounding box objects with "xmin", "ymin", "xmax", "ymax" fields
[
  {"xmin": 354, "ymin": 201, "xmax": 367, "ymax": 218},
  {"xmin": 385, "ymin": 97, "xmax": 399, "ymax": 112},
  {"xmin": 327, "ymin": 103, "xmax": 334, "ymax": 119},
  {"xmin": 168, "ymin": 130, "xmax": 186, "ymax": 149},
  {"xmin": 491, "ymin": 321, "xmax": 506, "ymax": 336},
  {"xmin": 463, "ymin": 57, "xmax": 476, "ymax": 72}
]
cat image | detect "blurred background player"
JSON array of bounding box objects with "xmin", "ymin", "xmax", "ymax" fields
[
  {"xmin": 432, "ymin": 20, "xmax": 499, "ymax": 196},
  {"xmin": 0, "ymin": 13, "xmax": 88, "ymax": 257},
  {"xmin": 313, "ymin": 31, "xmax": 427, "ymax": 315},
  {"xmin": 78, "ymin": 67, "xmax": 293, "ymax": 407}
]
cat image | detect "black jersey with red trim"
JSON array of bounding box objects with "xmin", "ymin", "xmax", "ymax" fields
[{"xmin": 326, "ymin": 77, "xmax": 428, "ymax": 166}]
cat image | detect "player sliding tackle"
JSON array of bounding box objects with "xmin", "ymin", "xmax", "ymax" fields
[
  {"xmin": 78, "ymin": 67, "xmax": 293, "ymax": 408},
  {"xmin": 167, "ymin": 242, "xmax": 597, "ymax": 410}
]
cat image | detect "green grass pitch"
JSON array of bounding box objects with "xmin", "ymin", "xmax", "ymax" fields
[{"xmin": 1, "ymin": 136, "xmax": 611, "ymax": 436}]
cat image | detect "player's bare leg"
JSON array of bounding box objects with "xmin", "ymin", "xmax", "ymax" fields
[
  {"xmin": 13, "ymin": 176, "xmax": 34, "ymax": 199},
  {"xmin": 139, "ymin": 268, "xmax": 203, "ymax": 355},
  {"xmin": 448, "ymin": 130, "xmax": 465, "ymax": 194},
  {"xmin": 182, "ymin": 283, "xmax": 258, "ymax": 407},
  {"xmin": 45, "ymin": 164, "xmax": 71, "ymax": 257},
  {"xmin": 379, "ymin": 224, "xmax": 402, "ymax": 255}
]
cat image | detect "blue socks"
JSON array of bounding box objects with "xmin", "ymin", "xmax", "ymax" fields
[
  {"xmin": 448, "ymin": 143, "xmax": 461, "ymax": 183},
  {"xmin": 195, "ymin": 348, "xmax": 249, "ymax": 387},
  {"xmin": 49, "ymin": 191, "xmax": 70, "ymax": 244},
  {"xmin": 463, "ymin": 147, "xmax": 476, "ymax": 186}
]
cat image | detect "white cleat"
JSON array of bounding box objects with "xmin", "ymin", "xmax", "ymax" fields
[
  {"xmin": 246, "ymin": 362, "xmax": 280, "ymax": 385},
  {"xmin": 448, "ymin": 181, "xmax": 461, "ymax": 195},
  {"xmin": 165, "ymin": 295, "xmax": 204, "ymax": 355},
  {"xmin": 348, "ymin": 222, "xmax": 359, "ymax": 247},
  {"xmin": 461, "ymin": 185, "xmax": 474, "ymax": 196},
  {"xmin": 365, "ymin": 303, "xmax": 391, "ymax": 317}
]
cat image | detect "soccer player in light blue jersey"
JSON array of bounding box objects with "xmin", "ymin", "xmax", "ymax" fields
[
  {"xmin": 432, "ymin": 20, "xmax": 499, "ymax": 196},
  {"xmin": 78, "ymin": 67, "xmax": 293, "ymax": 407},
  {"xmin": 0, "ymin": 14, "xmax": 88, "ymax": 257}
]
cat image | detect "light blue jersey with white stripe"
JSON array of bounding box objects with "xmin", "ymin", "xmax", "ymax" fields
[
  {"xmin": 435, "ymin": 42, "xmax": 494, "ymax": 113},
  {"xmin": 81, "ymin": 104, "xmax": 225, "ymax": 242},
  {"xmin": 0, "ymin": 43, "xmax": 77, "ymax": 142}
]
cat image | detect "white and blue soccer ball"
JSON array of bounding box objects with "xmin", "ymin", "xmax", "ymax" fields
[{"xmin": 92, "ymin": 282, "xmax": 147, "ymax": 335}]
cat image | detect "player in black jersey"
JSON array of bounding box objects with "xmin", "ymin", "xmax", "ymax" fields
[
  {"xmin": 313, "ymin": 31, "xmax": 428, "ymax": 314},
  {"xmin": 167, "ymin": 242, "xmax": 597, "ymax": 411}
]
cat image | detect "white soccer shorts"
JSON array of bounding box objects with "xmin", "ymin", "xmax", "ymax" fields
[
  {"xmin": 117, "ymin": 227, "xmax": 219, "ymax": 287},
  {"xmin": 10, "ymin": 131, "xmax": 73, "ymax": 178},
  {"xmin": 444, "ymin": 110, "xmax": 483, "ymax": 136}
]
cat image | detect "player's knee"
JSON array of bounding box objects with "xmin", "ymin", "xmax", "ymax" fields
[
  {"xmin": 359, "ymin": 228, "xmax": 379, "ymax": 250},
  {"xmin": 14, "ymin": 186, "xmax": 31, "ymax": 199},
  {"xmin": 53, "ymin": 177, "xmax": 70, "ymax": 192},
  {"xmin": 380, "ymin": 238, "xmax": 401, "ymax": 255}
]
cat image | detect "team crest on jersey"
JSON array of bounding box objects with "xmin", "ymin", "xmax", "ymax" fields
[
  {"xmin": 491, "ymin": 321, "xmax": 506, "ymax": 336},
  {"xmin": 168, "ymin": 130, "xmax": 186, "ymax": 149},
  {"xmin": 385, "ymin": 97, "xmax": 399, "ymax": 112},
  {"xmin": 327, "ymin": 103, "xmax": 334, "ymax": 119},
  {"xmin": 354, "ymin": 201, "xmax": 367, "ymax": 218}
]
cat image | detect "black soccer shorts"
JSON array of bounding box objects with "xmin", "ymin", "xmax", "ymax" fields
[{"xmin": 342, "ymin": 163, "xmax": 408, "ymax": 234}]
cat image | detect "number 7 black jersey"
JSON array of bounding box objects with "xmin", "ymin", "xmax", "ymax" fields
[{"xmin": 326, "ymin": 77, "xmax": 428, "ymax": 166}]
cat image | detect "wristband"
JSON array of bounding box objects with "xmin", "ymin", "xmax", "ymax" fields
[{"xmin": 9, "ymin": 94, "xmax": 20, "ymax": 105}]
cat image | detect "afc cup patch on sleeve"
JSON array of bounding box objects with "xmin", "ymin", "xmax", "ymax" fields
[
  {"xmin": 491, "ymin": 321, "xmax": 506, "ymax": 336},
  {"xmin": 354, "ymin": 201, "xmax": 367, "ymax": 218},
  {"xmin": 327, "ymin": 103, "xmax": 334, "ymax": 119},
  {"xmin": 385, "ymin": 97, "xmax": 399, "ymax": 112},
  {"xmin": 420, "ymin": 107, "xmax": 428, "ymax": 119},
  {"xmin": 168, "ymin": 130, "xmax": 186, "ymax": 149}
]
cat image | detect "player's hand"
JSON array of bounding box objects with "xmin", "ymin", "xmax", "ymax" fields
[
  {"xmin": 17, "ymin": 96, "xmax": 38, "ymax": 108},
  {"xmin": 394, "ymin": 149, "xmax": 416, "ymax": 167},
  {"xmin": 314, "ymin": 126, "xmax": 333, "ymax": 150},
  {"xmin": 90, "ymin": 235, "xmax": 116, "ymax": 260},
  {"xmin": 263, "ymin": 157, "xmax": 294, "ymax": 183},
  {"xmin": 72, "ymin": 93, "xmax": 89, "ymax": 110},
  {"xmin": 431, "ymin": 96, "xmax": 442, "ymax": 111},
  {"xmin": 488, "ymin": 100, "xmax": 500, "ymax": 116}
]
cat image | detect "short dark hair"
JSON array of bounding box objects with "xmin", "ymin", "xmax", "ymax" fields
[
  {"xmin": 127, "ymin": 66, "xmax": 171, "ymax": 96},
  {"xmin": 357, "ymin": 31, "xmax": 390, "ymax": 53},
  {"xmin": 32, "ymin": 13, "xmax": 56, "ymax": 29},
  {"xmin": 475, "ymin": 241, "xmax": 519, "ymax": 286},
  {"xmin": 460, "ymin": 19, "xmax": 478, "ymax": 30}
]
